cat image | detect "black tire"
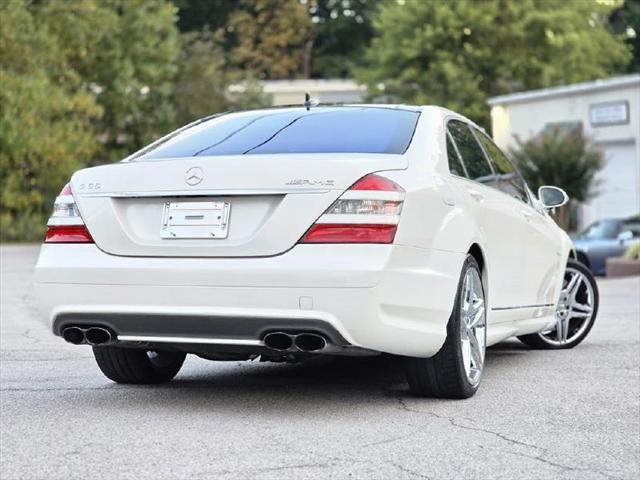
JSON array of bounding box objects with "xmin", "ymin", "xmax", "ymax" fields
[
  {"xmin": 92, "ymin": 346, "xmax": 186, "ymax": 384},
  {"xmin": 518, "ymin": 259, "xmax": 598, "ymax": 350},
  {"xmin": 576, "ymin": 251, "xmax": 590, "ymax": 270},
  {"xmin": 405, "ymin": 255, "xmax": 485, "ymax": 399}
]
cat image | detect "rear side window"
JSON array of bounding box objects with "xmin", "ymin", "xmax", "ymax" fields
[
  {"xmin": 447, "ymin": 120, "xmax": 493, "ymax": 181},
  {"xmin": 475, "ymin": 130, "xmax": 530, "ymax": 204},
  {"xmin": 133, "ymin": 107, "xmax": 420, "ymax": 160},
  {"xmin": 446, "ymin": 133, "xmax": 467, "ymax": 177}
]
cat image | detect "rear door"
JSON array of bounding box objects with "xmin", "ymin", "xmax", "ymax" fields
[
  {"xmin": 475, "ymin": 131, "xmax": 563, "ymax": 307},
  {"xmin": 446, "ymin": 120, "xmax": 529, "ymax": 310},
  {"xmin": 71, "ymin": 107, "xmax": 419, "ymax": 257}
]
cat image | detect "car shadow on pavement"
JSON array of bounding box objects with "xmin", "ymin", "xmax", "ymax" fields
[{"xmin": 88, "ymin": 340, "xmax": 539, "ymax": 410}]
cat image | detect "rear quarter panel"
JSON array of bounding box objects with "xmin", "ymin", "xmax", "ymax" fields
[
  {"xmin": 383, "ymin": 109, "xmax": 490, "ymax": 318},
  {"xmin": 388, "ymin": 109, "xmax": 488, "ymax": 257}
]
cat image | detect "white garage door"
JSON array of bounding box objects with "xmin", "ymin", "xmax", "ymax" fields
[{"xmin": 581, "ymin": 141, "xmax": 639, "ymax": 228}]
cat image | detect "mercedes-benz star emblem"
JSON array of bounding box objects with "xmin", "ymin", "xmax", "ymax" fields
[{"xmin": 185, "ymin": 166, "xmax": 204, "ymax": 186}]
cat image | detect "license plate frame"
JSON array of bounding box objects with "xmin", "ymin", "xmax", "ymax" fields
[{"xmin": 160, "ymin": 201, "xmax": 231, "ymax": 239}]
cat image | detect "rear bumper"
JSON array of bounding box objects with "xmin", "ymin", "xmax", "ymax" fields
[{"xmin": 34, "ymin": 244, "xmax": 464, "ymax": 357}]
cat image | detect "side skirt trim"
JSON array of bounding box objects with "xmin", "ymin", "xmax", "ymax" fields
[{"xmin": 491, "ymin": 303, "xmax": 555, "ymax": 312}]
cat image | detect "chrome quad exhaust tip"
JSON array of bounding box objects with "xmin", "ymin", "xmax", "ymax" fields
[
  {"xmin": 61, "ymin": 326, "xmax": 113, "ymax": 345},
  {"xmin": 62, "ymin": 327, "xmax": 86, "ymax": 345},
  {"xmin": 263, "ymin": 331, "xmax": 328, "ymax": 353},
  {"xmin": 84, "ymin": 327, "xmax": 112, "ymax": 345},
  {"xmin": 263, "ymin": 332, "xmax": 294, "ymax": 351},
  {"xmin": 293, "ymin": 333, "xmax": 327, "ymax": 352}
]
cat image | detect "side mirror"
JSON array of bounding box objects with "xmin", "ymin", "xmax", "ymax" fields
[
  {"xmin": 538, "ymin": 186, "xmax": 569, "ymax": 209},
  {"xmin": 617, "ymin": 230, "xmax": 633, "ymax": 243}
]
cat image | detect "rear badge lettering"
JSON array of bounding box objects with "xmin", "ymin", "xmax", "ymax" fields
[
  {"xmin": 286, "ymin": 179, "xmax": 335, "ymax": 187},
  {"xmin": 78, "ymin": 182, "xmax": 101, "ymax": 191}
]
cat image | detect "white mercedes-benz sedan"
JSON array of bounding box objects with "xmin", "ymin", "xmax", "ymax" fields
[{"xmin": 34, "ymin": 105, "xmax": 599, "ymax": 398}]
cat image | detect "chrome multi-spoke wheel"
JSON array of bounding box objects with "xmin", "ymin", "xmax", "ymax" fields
[
  {"xmin": 405, "ymin": 255, "xmax": 486, "ymax": 398},
  {"xmin": 518, "ymin": 259, "xmax": 599, "ymax": 350},
  {"xmin": 542, "ymin": 267, "xmax": 595, "ymax": 344},
  {"xmin": 460, "ymin": 268, "xmax": 486, "ymax": 386}
]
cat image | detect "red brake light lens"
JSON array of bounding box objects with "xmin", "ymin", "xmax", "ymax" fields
[
  {"xmin": 301, "ymin": 224, "xmax": 397, "ymax": 244},
  {"xmin": 59, "ymin": 183, "xmax": 72, "ymax": 195},
  {"xmin": 45, "ymin": 225, "xmax": 93, "ymax": 243},
  {"xmin": 44, "ymin": 182, "xmax": 94, "ymax": 243},
  {"xmin": 299, "ymin": 173, "xmax": 404, "ymax": 244},
  {"xmin": 350, "ymin": 174, "xmax": 405, "ymax": 192}
]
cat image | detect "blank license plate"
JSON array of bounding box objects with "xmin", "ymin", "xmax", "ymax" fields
[{"xmin": 161, "ymin": 201, "xmax": 230, "ymax": 239}]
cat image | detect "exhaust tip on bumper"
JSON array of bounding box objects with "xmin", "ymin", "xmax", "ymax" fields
[
  {"xmin": 84, "ymin": 327, "xmax": 112, "ymax": 345},
  {"xmin": 294, "ymin": 333, "xmax": 327, "ymax": 352},
  {"xmin": 263, "ymin": 332, "xmax": 294, "ymax": 351},
  {"xmin": 61, "ymin": 326, "xmax": 113, "ymax": 345},
  {"xmin": 62, "ymin": 327, "xmax": 85, "ymax": 345},
  {"xmin": 263, "ymin": 331, "xmax": 328, "ymax": 353}
]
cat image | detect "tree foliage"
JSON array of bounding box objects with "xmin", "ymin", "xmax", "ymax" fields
[
  {"xmin": 357, "ymin": 0, "xmax": 632, "ymax": 127},
  {"xmin": 228, "ymin": 0, "xmax": 314, "ymax": 79},
  {"xmin": 0, "ymin": 0, "xmax": 180, "ymax": 240},
  {"xmin": 173, "ymin": 0, "xmax": 377, "ymax": 79},
  {"xmin": 172, "ymin": 30, "xmax": 268, "ymax": 125},
  {"xmin": 609, "ymin": 0, "xmax": 640, "ymax": 73},
  {"xmin": 0, "ymin": 0, "xmax": 100, "ymax": 241},
  {"xmin": 509, "ymin": 128, "xmax": 604, "ymax": 230},
  {"xmin": 31, "ymin": 0, "xmax": 181, "ymax": 163},
  {"xmin": 306, "ymin": 0, "xmax": 377, "ymax": 78},
  {"xmin": 172, "ymin": 0, "xmax": 239, "ymax": 34}
]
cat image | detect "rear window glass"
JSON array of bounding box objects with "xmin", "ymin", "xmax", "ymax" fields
[{"xmin": 133, "ymin": 107, "xmax": 420, "ymax": 160}]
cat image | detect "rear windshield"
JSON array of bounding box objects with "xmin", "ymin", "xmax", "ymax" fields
[{"xmin": 132, "ymin": 107, "xmax": 420, "ymax": 160}]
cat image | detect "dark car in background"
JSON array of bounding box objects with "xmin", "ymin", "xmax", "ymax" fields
[{"xmin": 573, "ymin": 216, "xmax": 640, "ymax": 275}]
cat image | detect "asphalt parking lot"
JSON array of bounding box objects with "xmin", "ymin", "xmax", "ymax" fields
[{"xmin": 0, "ymin": 244, "xmax": 638, "ymax": 480}]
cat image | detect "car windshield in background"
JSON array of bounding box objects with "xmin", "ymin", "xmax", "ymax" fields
[
  {"xmin": 132, "ymin": 107, "xmax": 420, "ymax": 160},
  {"xmin": 579, "ymin": 220, "xmax": 620, "ymax": 240}
]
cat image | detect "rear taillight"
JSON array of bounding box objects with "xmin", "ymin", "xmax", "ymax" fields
[
  {"xmin": 300, "ymin": 174, "xmax": 404, "ymax": 244},
  {"xmin": 44, "ymin": 183, "xmax": 93, "ymax": 243}
]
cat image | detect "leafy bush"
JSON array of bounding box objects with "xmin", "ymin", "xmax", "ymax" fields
[
  {"xmin": 509, "ymin": 128, "xmax": 603, "ymax": 231},
  {"xmin": 624, "ymin": 243, "xmax": 640, "ymax": 261}
]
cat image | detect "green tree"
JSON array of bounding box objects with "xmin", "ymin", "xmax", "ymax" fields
[
  {"xmin": 228, "ymin": 0, "xmax": 315, "ymax": 79},
  {"xmin": 172, "ymin": 0, "xmax": 239, "ymax": 34},
  {"xmin": 31, "ymin": 0, "xmax": 180, "ymax": 163},
  {"xmin": 610, "ymin": 0, "xmax": 640, "ymax": 73},
  {"xmin": 357, "ymin": 0, "xmax": 632, "ymax": 127},
  {"xmin": 306, "ymin": 0, "xmax": 377, "ymax": 78},
  {"xmin": 509, "ymin": 128, "xmax": 603, "ymax": 231},
  {"xmin": 0, "ymin": 0, "xmax": 100, "ymax": 241},
  {"xmin": 173, "ymin": 0, "xmax": 377, "ymax": 79},
  {"xmin": 172, "ymin": 29, "xmax": 268, "ymax": 125},
  {"xmin": 1, "ymin": 0, "xmax": 180, "ymax": 241}
]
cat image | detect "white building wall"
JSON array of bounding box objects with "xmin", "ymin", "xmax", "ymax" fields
[
  {"xmin": 489, "ymin": 75, "xmax": 640, "ymax": 230},
  {"xmin": 260, "ymin": 79, "xmax": 365, "ymax": 106}
]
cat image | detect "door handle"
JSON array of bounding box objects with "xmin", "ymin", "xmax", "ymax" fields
[{"xmin": 468, "ymin": 189, "xmax": 484, "ymax": 202}]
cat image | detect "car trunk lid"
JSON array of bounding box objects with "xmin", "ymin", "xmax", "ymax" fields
[{"xmin": 71, "ymin": 154, "xmax": 407, "ymax": 257}]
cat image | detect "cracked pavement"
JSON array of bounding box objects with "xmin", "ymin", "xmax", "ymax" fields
[{"xmin": 1, "ymin": 245, "xmax": 638, "ymax": 479}]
